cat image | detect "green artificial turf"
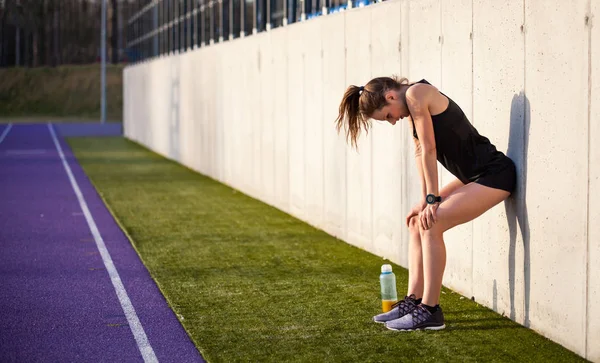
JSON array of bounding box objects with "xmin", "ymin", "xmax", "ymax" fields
[{"xmin": 67, "ymin": 136, "xmax": 588, "ymax": 363}]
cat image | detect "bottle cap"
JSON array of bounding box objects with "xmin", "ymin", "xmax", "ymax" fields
[{"xmin": 381, "ymin": 264, "xmax": 392, "ymax": 273}]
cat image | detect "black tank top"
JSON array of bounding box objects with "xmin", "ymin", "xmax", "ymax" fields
[{"xmin": 411, "ymin": 79, "xmax": 508, "ymax": 184}]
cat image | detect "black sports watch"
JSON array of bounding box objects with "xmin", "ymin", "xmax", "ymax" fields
[{"xmin": 426, "ymin": 194, "xmax": 442, "ymax": 204}]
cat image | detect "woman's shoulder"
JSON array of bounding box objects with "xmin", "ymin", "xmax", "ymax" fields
[
  {"xmin": 406, "ymin": 80, "xmax": 439, "ymax": 103},
  {"xmin": 407, "ymin": 80, "xmax": 449, "ymax": 116}
]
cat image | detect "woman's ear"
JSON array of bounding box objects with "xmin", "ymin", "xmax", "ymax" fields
[{"xmin": 385, "ymin": 90, "xmax": 397, "ymax": 102}]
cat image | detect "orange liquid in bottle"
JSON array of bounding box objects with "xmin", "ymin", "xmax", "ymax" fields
[{"xmin": 382, "ymin": 299, "xmax": 397, "ymax": 313}]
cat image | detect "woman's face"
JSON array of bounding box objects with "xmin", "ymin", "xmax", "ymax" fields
[{"xmin": 370, "ymin": 90, "xmax": 410, "ymax": 125}]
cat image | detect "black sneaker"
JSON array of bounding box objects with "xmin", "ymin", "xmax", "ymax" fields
[
  {"xmin": 385, "ymin": 304, "xmax": 445, "ymax": 331},
  {"xmin": 372, "ymin": 294, "xmax": 419, "ymax": 323}
]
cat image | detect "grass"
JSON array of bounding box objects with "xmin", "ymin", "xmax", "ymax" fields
[
  {"xmin": 0, "ymin": 64, "xmax": 123, "ymax": 121},
  {"xmin": 67, "ymin": 136, "xmax": 588, "ymax": 363}
]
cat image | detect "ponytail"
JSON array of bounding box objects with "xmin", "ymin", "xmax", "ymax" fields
[{"xmin": 335, "ymin": 85, "xmax": 370, "ymax": 149}]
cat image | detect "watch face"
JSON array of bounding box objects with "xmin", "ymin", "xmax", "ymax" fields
[{"xmin": 426, "ymin": 194, "xmax": 434, "ymax": 203}]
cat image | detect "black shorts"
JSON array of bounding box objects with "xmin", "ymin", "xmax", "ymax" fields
[{"xmin": 473, "ymin": 157, "xmax": 517, "ymax": 194}]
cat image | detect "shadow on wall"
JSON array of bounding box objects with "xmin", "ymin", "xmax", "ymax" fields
[{"xmin": 503, "ymin": 91, "xmax": 531, "ymax": 327}]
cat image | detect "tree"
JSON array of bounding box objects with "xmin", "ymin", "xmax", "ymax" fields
[{"xmin": 0, "ymin": 0, "xmax": 131, "ymax": 68}]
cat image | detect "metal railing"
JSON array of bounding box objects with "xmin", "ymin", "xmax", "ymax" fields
[{"xmin": 126, "ymin": 0, "xmax": 380, "ymax": 63}]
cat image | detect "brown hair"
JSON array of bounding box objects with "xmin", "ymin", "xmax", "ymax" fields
[{"xmin": 335, "ymin": 76, "xmax": 410, "ymax": 148}]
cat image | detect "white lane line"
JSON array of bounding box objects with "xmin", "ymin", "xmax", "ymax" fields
[
  {"xmin": 0, "ymin": 123, "xmax": 12, "ymax": 144},
  {"xmin": 47, "ymin": 123, "xmax": 158, "ymax": 363}
]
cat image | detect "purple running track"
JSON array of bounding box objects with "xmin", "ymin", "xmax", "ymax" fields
[{"xmin": 0, "ymin": 123, "xmax": 205, "ymax": 363}]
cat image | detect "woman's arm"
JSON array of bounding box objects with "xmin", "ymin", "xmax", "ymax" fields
[
  {"xmin": 406, "ymin": 85, "xmax": 439, "ymax": 199},
  {"xmin": 412, "ymin": 116, "xmax": 464, "ymax": 201},
  {"xmin": 410, "ymin": 124, "xmax": 428, "ymax": 200}
]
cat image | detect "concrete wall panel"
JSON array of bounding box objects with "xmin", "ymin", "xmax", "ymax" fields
[
  {"xmin": 271, "ymin": 30, "xmax": 290, "ymax": 212},
  {"xmin": 139, "ymin": 62, "xmax": 151, "ymax": 147},
  {"xmin": 259, "ymin": 33, "xmax": 276, "ymax": 206},
  {"xmin": 194, "ymin": 49, "xmax": 210, "ymax": 176},
  {"xmin": 123, "ymin": 67, "xmax": 131, "ymax": 139},
  {"xmin": 439, "ymin": 0, "xmax": 473, "ymax": 297},
  {"xmin": 145, "ymin": 61, "xmax": 155, "ymax": 148},
  {"xmin": 130, "ymin": 64, "xmax": 145, "ymax": 144},
  {"xmin": 210, "ymin": 47, "xmax": 221, "ymax": 178},
  {"xmin": 123, "ymin": 66, "xmax": 134, "ymax": 141},
  {"xmin": 179, "ymin": 52, "xmax": 193, "ymax": 173},
  {"xmin": 243, "ymin": 39, "xmax": 254, "ymax": 191},
  {"xmin": 131, "ymin": 65, "xmax": 141, "ymax": 142},
  {"xmin": 322, "ymin": 13, "xmax": 347, "ymax": 241},
  {"xmin": 198, "ymin": 49, "xmax": 211, "ymax": 176},
  {"xmin": 471, "ymin": 0, "xmax": 526, "ymax": 325},
  {"xmin": 168, "ymin": 55, "xmax": 181, "ymax": 162},
  {"xmin": 406, "ymin": 0, "xmax": 441, "ymax": 83},
  {"xmin": 287, "ymin": 23, "xmax": 308, "ymax": 218},
  {"xmin": 219, "ymin": 42, "xmax": 234, "ymax": 186},
  {"xmin": 129, "ymin": 66, "xmax": 141, "ymax": 142},
  {"xmin": 213, "ymin": 45, "xmax": 225, "ymax": 182},
  {"xmin": 303, "ymin": 19, "xmax": 325, "ymax": 228},
  {"xmin": 227, "ymin": 40, "xmax": 246, "ymax": 191},
  {"xmin": 151, "ymin": 57, "xmax": 173, "ymax": 159},
  {"xmin": 524, "ymin": 0, "xmax": 589, "ymax": 355},
  {"xmin": 241, "ymin": 39, "xmax": 260, "ymax": 196},
  {"xmin": 178, "ymin": 51, "xmax": 195, "ymax": 170},
  {"xmin": 247, "ymin": 37, "xmax": 263, "ymax": 199},
  {"xmin": 369, "ymin": 1, "xmax": 404, "ymax": 261},
  {"xmin": 229, "ymin": 44, "xmax": 244, "ymax": 190},
  {"xmin": 587, "ymin": 2, "xmax": 599, "ymax": 361},
  {"xmin": 127, "ymin": 64, "xmax": 141, "ymax": 143},
  {"xmin": 345, "ymin": 7, "xmax": 373, "ymax": 250},
  {"xmin": 198, "ymin": 49, "xmax": 212, "ymax": 176}
]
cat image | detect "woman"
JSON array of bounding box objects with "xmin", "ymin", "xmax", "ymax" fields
[{"xmin": 335, "ymin": 77, "xmax": 516, "ymax": 331}]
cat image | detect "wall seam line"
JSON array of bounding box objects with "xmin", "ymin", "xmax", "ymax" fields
[
  {"xmin": 440, "ymin": 0, "xmax": 443, "ymax": 87},
  {"xmin": 303, "ymin": 33, "xmax": 307, "ymax": 221},
  {"xmin": 585, "ymin": 0, "xmax": 592, "ymax": 358},
  {"xmin": 287, "ymin": 31, "xmax": 291, "ymax": 213},
  {"xmin": 470, "ymin": 0, "xmax": 475, "ymax": 299},
  {"xmin": 400, "ymin": 0, "xmax": 406, "ymax": 266},
  {"xmin": 522, "ymin": 0, "xmax": 527, "ymax": 324},
  {"xmin": 286, "ymin": 31, "xmax": 290, "ymax": 212},
  {"xmin": 259, "ymin": 45, "xmax": 263, "ymax": 201},
  {"xmin": 368, "ymin": 11, "xmax": 377, "ymax": 253},
  {"xmin": 273, "ymin": 35, "xmax": 277, "ymax": 207},
  {"xmin": 401, "ymin": 0, "xmax": 405, "ymax": 263},
  {"xmin": 344, "ymin": 10, "xmax": 348, "ymax": 244},
  {"xmin": 321, "ymin": 22, "xmax": 326, "ymax": 236}
]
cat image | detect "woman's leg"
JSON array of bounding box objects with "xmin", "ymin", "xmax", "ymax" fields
[
  {"xmin": 420, "ymin": 182, "xmax": 511, "ymax": 307},
  {"xmin": 406, "ymin": 178, "xmax": 465, "ymax": 299},
  {"xmin": 407, "ymin": 216, "xmax": 424, "ymax": 298}
]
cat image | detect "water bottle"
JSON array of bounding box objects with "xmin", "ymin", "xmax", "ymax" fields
[{"xmin": 379, "ymin": 264, "xmax": 398, "ymax": 312}]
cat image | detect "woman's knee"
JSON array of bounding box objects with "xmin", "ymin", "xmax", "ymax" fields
[
  {"xmin": 419, "ymin": 218, "xmax": 446, "ymax": 240},
  {"xmin": 408, "ymin": 215, "xmax": 420, "ymax": 235}
]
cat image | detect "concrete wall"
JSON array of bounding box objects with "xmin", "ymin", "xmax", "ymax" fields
[{"xmin": 122, "ymin": 0, "xmax": 599, "ymax": 360}]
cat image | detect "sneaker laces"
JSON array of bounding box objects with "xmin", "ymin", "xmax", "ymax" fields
[
  {"xmin": 390, "ymin": 294, "xmax": 418, "ymax": 316},
  {"xmin": 411, "ymin": 305, "xmax": 432, "ymax": 326}
]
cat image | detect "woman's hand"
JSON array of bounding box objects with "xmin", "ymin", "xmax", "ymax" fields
[
  {"xmin": 419, "ymin": 202, "xmax": 440, "ymax": 230},
  {"xmin": 406, "ymin": 200, "xmax": 427, "ymax": 227}
]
